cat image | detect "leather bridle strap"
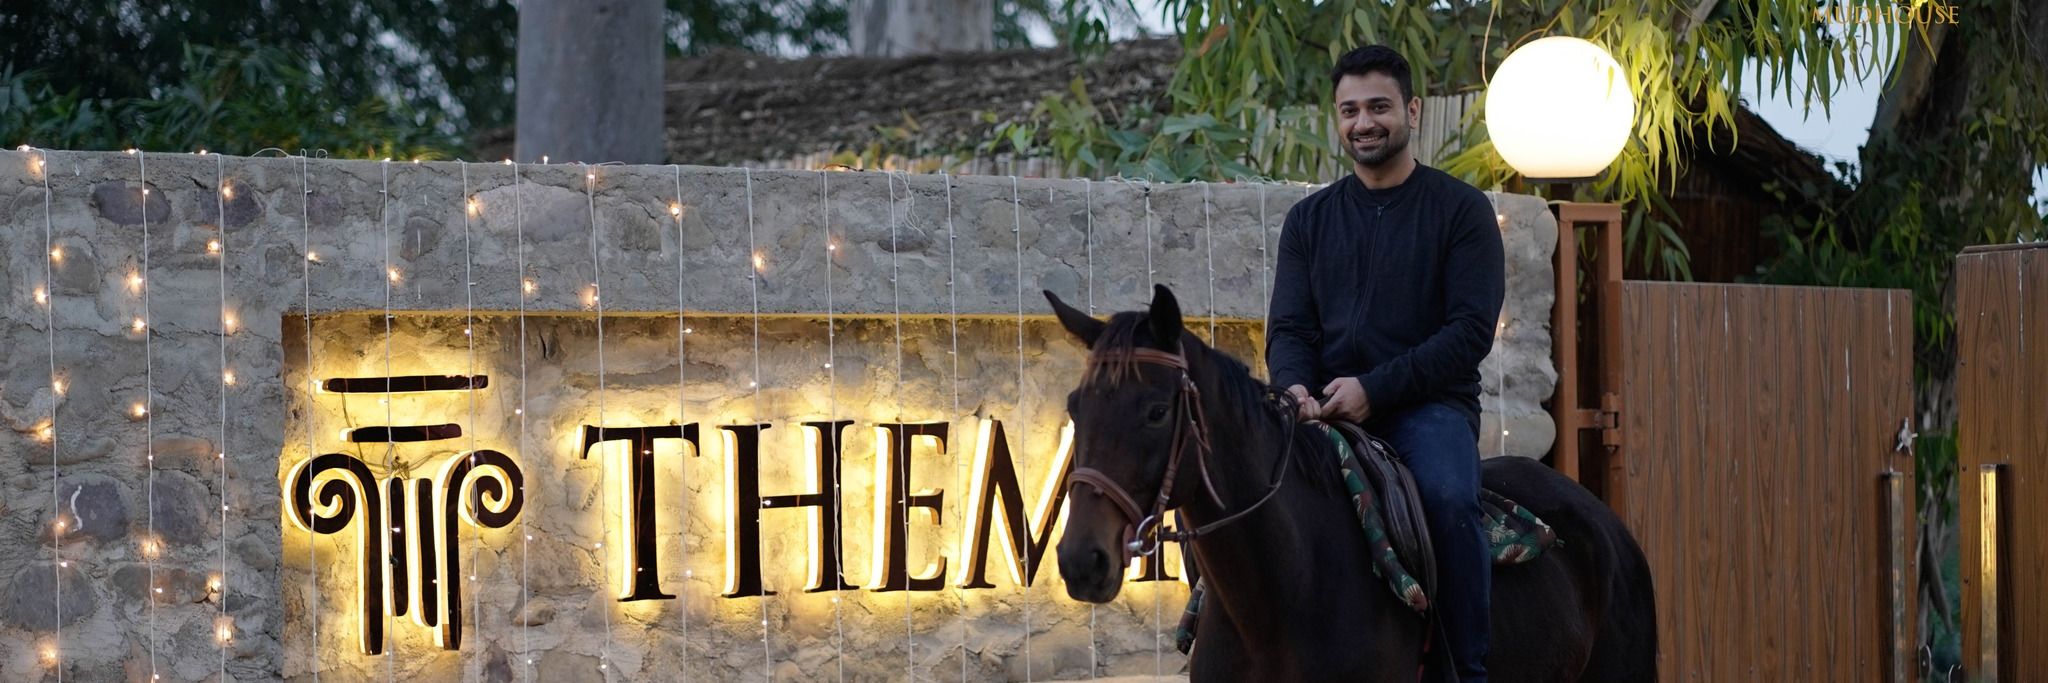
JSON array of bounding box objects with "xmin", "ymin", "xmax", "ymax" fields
[{"xmin": 1066, "ymin": 344, "xmax": 1294, "ymax": 558}]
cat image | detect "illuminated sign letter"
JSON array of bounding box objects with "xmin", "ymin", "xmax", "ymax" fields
[
  {"xmin": 285, "ymin": 450, "xmax": 521, "ymax": 654},
  {"xmin": 289, "ymin": 373, "xmax": 522, "ymax": 654},
  {"xmin": 580, "ymin": 424, "xmax": 701, "ymax": 602},
  {"xmin": 869, "ymin": 422, "xmax": 948, "ymax": 592},
  {"xmin": 718, "ymin": 422, "xmax": 854, "ymax": 597},
  {"xmin": 958, "ymin": 418, "xmax": 1075, "ymax": 589}
]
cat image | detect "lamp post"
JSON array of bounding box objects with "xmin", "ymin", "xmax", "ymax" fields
[{"xmin": 1485, "ymin": 36, "xmax": 1634, "ymax": 494}]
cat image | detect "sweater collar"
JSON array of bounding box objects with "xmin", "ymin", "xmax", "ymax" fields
[{"xmin": 1342, "ymin": 162, "xmax": 1427, "ymax": 210}]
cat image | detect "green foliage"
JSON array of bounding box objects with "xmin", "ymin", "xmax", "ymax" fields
[
  {"xmin": 2, "ymin": 0, "xmax": 521, "ymax": 134},
  {"xmin": 1014, "ymin": 0, "xmax": 1922, "ymax": 281},
  {"xmin": 2, "ymin": 45, "xmax": 457, "ymax": 159},
  {"xmin": 4, "ymin": 0, "xmax": 858, "ymax": 149},
  {"xmin": 670, "ymin": 0, "xmax": 849, "ymax": 56}
]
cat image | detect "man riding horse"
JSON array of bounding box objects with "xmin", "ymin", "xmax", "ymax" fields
[{"xmin": 1268, "ymin": 45, "xmax": 1506, "ymax": 683}]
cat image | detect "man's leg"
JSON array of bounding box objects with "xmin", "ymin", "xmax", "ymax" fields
[{"xmin": 1375, "ymin": 402, "xmax": 1489, "ymax": 683}]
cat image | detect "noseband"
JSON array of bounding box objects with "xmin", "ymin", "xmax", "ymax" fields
[{"xmin": 1065, "ymin": 344, "xmax": 1298, "ymax": 561}]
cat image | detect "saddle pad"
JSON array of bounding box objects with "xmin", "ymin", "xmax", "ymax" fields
[{"xmin": 1170, "ymin": 422, "xmax": 1563, "ymax": 654}]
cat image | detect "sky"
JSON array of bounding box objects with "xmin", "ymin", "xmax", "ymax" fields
[{"xmin": 1024, "ymin": 2, "xmax": 2047, "ymax": 210}]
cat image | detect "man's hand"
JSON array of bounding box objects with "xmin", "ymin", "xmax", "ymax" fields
[
  {"xmin": 1319, "ymin": 377, "xmax": 1371, "ymax": 423},
  {"xmin": 1285, "ymin": 384, "xmax": 1322, "ymax": 422}
]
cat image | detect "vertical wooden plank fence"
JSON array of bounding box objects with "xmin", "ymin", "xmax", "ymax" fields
[
  {"xmin": 1550, "ymin": 200, "xmax": 1920, "ymax": 681},
  {"xmin": 1957, "ymin": 242, "xmax": 2048, "ymax": 682}
]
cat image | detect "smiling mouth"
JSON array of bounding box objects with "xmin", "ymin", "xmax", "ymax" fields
[{"xmin": 1350, "ymin": 133, "xmax": 1387, "ymax": 146}]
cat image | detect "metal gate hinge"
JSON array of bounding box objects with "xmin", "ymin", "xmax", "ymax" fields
[{"xmin": 1597, "ymin": 392, "xmax": 1622, "ymax": 446}]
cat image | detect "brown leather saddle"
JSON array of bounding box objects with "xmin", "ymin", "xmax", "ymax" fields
[{"xmin": 1328, "ymin": 420, "xmax": 1438, "ymax": 601}]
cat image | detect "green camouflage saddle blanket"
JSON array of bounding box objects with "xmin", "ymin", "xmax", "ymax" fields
[{"xmin": 1173, "ymin": 421, "xmax": 1560, "ymax": 654}]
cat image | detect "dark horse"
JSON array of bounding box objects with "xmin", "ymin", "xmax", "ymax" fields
[{"xmin": 1048, "ymin": 286, "xmax": 1657, "ymax": 682}]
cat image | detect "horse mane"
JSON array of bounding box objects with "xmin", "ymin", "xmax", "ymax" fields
[{"xmin": 1083, "ymin": 312, "xmax": 1341, "ymax": 497}]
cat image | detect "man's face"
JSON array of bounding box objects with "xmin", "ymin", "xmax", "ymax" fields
[{"xmin": 1334, "ymin": 72, "xmax": 1417, "ymax": 168}]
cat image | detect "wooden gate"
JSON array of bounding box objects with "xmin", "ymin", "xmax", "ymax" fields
[
  {"xmin": 1551, "ymin": 204, "xmax": 1919, "ymax": 682},
  {"xmin": 1957, "ymin": 242, "xmax": 2048, "ymax": 681}
]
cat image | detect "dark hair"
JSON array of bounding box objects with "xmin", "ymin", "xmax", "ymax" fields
[{"xmin": 1329, "ymin": 45, "xmax": 1414, "ymax": 102}]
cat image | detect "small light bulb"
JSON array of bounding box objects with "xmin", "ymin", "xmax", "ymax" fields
[
  {"xmin": 59, "ymin": 561, "xmax": 67, "ymax": 567},
  {"xmin": 54, "ymin": 520, "xmax": 65, "ymax": 532},
  {"xmin": 387, "ymin": 267, "xmax": 401, "ymax": 282},
  {"xmin": 522, "ymin": 279, "xmax": 537, "ymax": 295},
  {"xmin": 207, "ymin": 239, "xmax": 221, "ymax": 254},
  {"xmin": 132, "ymin": 318, "xmax": 146, "ymax": 333},
  {"xmin": 49, "ymin": 248, "xmax": 62, "ymax": 263},
  {"xmin": 752, "ymin": 253, "xmax": 766, "ymax": 271},
  {"xmin": 412, "ymin": 158, "xmax": 421, "ymax": 164},
  {"xmin": 541, "ymin": 155, "xmax": 549, "ymax": 164},
  {"xmin": 198, "ymin": 149, "xmax": 207, "ymax": 156},
  {"xmin": 224, "ymin": 316, "xmax": 237, "ymax": 332},
  {"xmin": 586, "ymin": 172, "xmax": 595, "ymax": 181},
  {"xmin": 668, "ymin": 202, "xmax": 682, "ymax": 218},
  {"xmin": 132, "ymin": 403, "xmax": 147, "ymax": 417},
  {"xmin": 503, "ymin": 159, "xmax": 514, "ymax": 166},
  {"xmin": 36, "ymin": 425, "xmax": 53, "ymax": 442},
  {"xmin": 467, "ymin": 197, "xmax": 481, "ymax": 217},
  {"xmin": 141, "ymin": 188, "xmax": 149, "ymax": 196},
  {"xmin": 305, "ymin": 251, "xmax": 320, "ymax": 263},
  {"xmin": 129, "ymin": 274, "xmax": 144, "ymax": 289},
  {"xmin": 207, "ymin": 574, "xmax": 222, "ymax": 591},
  {"xmin": 223, "ymin": 371, "xmax": 236, "ymax": 386},
  {"xmin": 221, "ymin": 185, "xmax": 234, "ymax": 200},
  {"xmin": 34, "ymin": 286, "xmax": 47, "ymax": 304},
  {"xmin": 513, "ymin": 408, "xmax": 523, "ymax": 415},
  {"xmin": 53, "ymin": 379, "xmax": 65, "ymax": 395},
  {"xmin": 464, "ymin": 327, "xmax": 472, "ymax": 335},
  {"xmin": 827, "ymin": 243, "xmax": 837, "ymax": 252},
  {"xmin": 682, "ymin": 327, "xmax": 693, "ymax": 334},
  {"xmin": 126, "ymin": 148, "xmax": 138, "ymax": 155}
]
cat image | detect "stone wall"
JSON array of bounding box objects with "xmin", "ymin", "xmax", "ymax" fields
[{"xmin": 0, "ymin": 150, "xmax": 1556, "ymax": 681}]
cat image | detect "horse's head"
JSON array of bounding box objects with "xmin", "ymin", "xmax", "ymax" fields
[{"xmin": 1046, "ymin": 284, "xmax": 1213, "ymax": 604}]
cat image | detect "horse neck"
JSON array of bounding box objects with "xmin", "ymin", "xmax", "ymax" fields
[
  {"xmin": 1174, "ymin": 357, "xmax": 1325, "ymax": 596},
  {"xmin": 1177, "ymin": 352, "xmax": 1418, "ymax": 664}
]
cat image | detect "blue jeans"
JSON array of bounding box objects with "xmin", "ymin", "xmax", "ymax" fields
[{"xmin": 1370, "ymin": 401, "xmax": 1489, "ymax": 683}]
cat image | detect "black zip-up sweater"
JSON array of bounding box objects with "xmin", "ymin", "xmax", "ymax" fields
[{"xmin": 1266, "ymin": 163, "xmax": 1505, "ymax": 432}]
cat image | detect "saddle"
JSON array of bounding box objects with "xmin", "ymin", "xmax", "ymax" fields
[{"xmin": 1173, "ymin": 420, "xmax": 1560, "ymax": 654}]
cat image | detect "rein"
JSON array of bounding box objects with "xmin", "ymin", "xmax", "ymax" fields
[{"xmin": 1065, "ymin": 344, "xmax": 1300, "ymax": 561}]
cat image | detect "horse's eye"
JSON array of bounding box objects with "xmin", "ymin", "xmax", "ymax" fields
[{"xmin": 1146, "ymin": 403, "xmax": 1171, "ymax": 424}]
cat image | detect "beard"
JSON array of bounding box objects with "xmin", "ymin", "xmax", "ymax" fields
[{"xmin": 1344, "ymin": 123, "xmax": 1411, "ymax": 168}]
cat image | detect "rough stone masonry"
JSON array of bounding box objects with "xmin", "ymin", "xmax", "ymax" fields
[{"xmin": 0, "ymin": 150, "xmax": 1556, "ymax": 682}]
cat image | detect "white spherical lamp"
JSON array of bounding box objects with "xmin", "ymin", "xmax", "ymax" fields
[{"xmin": 1484, "ymin": 36, "xmax": 1636, "ymax": 180}]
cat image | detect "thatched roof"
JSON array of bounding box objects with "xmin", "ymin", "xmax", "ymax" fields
[{"xmin": 475, "ymin": 38, "xmax": 1181, "ymax": 167}]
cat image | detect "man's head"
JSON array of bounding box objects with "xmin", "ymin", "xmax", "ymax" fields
[{"xmin": 1329, "ymin": 45, "xmax": 1421, "ymax": 169}]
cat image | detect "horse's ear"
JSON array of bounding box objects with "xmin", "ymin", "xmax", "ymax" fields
[
  {"xmin": 1044, "ymin": 289, "xmax": 1105, "ymax": 349},
  {"xmin": 1147, "ymin": 284, "xmax": 1183, "ymax": 349}
]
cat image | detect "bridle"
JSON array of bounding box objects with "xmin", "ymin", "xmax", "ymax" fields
[{"xmin": 1065, "ymin": 343, "xmax": 1300, "ymax": 561}]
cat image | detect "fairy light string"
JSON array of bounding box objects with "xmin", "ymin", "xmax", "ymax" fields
[
  {"xmin": 135, "ymin": 147, "xmax": 161, "ymax": 682},
  {"xmin": 299, "ymin": 151, "xmax": 321, "ymax": 683},
  {"xmin": 584, "ymin": 163, "xmax": 617, "ymax": 676},
  {"xmin": 214, "ymin": 152, "xmax": 233, "ymax": 674},
  {"xmin": 38, "ymin": 146, "xmax": 64, "ymax": 681}
]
